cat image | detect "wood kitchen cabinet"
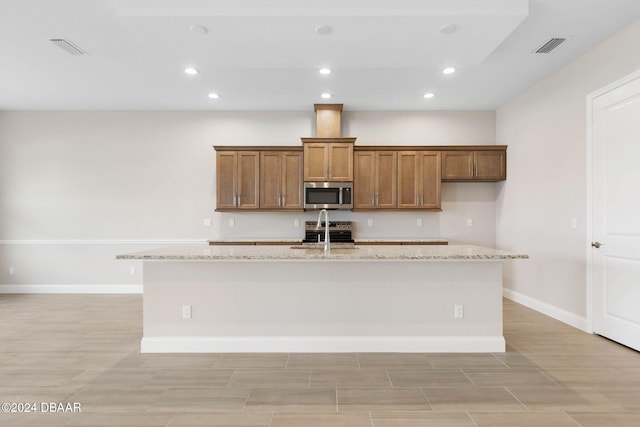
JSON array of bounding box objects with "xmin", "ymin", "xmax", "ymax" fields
[
  {"xmin": 397, "ymin": 151, "xmax": 441, "ymax": 210},
  {"xmin": 215, "ymin": 151, "xmax": 259, "ymax": 211},
  {"xmin": 260, "ymin": 151, "xmax": 303, "ymax": 210},
  {"xmin": 302, "ymin": 139, "xmax": 354, "ymax": 181},
  {"xmin": 354, "ymin": 151, "xmax": 397, "ymax": 209},
  {"xmin": 442, "ymin": 149, "xmax": 506, "ymax": 181}
]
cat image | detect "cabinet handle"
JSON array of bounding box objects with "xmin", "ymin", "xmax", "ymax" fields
[
  {"xmin": 371, "ymin": 195, "xmax": 375, "ymax": 207},
  {"xmin": 233, "ymin": 194, "xmax": 237, "ymax": 207},
  {"xmin": 375, "ymin": 194, "xmax": 379, "ymax": 207},
  {"xmin": 237, "ymin": 194, "xmax": 241, "ymax": 207}
]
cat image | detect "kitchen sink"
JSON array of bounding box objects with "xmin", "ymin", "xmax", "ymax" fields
[{"xmin": 289, "ymin": 243, "xmax": 360, "ymax": 250}]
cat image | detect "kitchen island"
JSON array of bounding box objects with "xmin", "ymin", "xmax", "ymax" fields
[{"xmin": 117, "ymin": 244, "xmax": 527, "ymax": 353}]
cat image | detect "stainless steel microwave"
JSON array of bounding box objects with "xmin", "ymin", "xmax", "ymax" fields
[{"xmin": 304, "ymin": 182, "xmax": 353, "ymax": 210}]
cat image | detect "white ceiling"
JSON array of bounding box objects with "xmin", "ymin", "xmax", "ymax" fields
[{"xmin": 1, "ymin": 0, "xmax": 640, "ymax": 111}]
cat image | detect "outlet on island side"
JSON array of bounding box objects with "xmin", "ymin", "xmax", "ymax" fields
[{"xmin": 182, "ymin": 305, "xmax": 192, "ymax": 319}]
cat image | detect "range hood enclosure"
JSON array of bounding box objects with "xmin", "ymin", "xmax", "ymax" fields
[{"xmin": 314, "ymin": 104, "xmax": 343, "ymax": 138}]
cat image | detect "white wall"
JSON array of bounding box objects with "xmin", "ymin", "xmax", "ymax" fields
[
  {"xmin": 496, "ymin": 18, "xmax": 640, "ymax": 328},
  {"xmin": 0, "ymin": 110, "xmax": 496, "ymax": 290}
]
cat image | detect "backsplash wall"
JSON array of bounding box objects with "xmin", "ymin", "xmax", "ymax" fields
[{"xmin": 0, "ymin": 110, "xmax": 496, "ymax": 290}]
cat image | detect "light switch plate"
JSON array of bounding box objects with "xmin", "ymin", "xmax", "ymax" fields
[
  {"xmin": 466, "ymin": 218, "xmax": 473, "ymax": 227},
  {"xmin": 454, "ymin": 304, "xmax": 464, "ymax": 319},
  {"xmin": 367, "ymin": 218, "xmax": 374, "ymax": 227},
  {"xmin": 203, "ymin": 218, "xmax": 212, "ymax": 227},
  {"xmin": 417, "ymin": 218, "xmax": 423, "ymax": 227},
  {"xmin": 229, "ymin": 218, "xmax": 235, "ymax": 228}
]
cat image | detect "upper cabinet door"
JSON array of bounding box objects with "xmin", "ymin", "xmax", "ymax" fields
[
  {"xmin": 303, "ymin": 143, "xmax": 328, "ymax": 181},
  {"xmin": 327, "ymin": 143, "xmax": 354, "ymax": 181},
  {"xmin": 303, "ymin": 141, "xmax": 353, "ymax": 181},
  {"xmin": 236, "ymin": 152, "xmax": 260, "ymax": 209},
  {"xmin": 474, "ymin": 150, "xmax": 506, "ymax": 181},
  {"xmin": 260, "ymin": 152, "xmax": 282, "ymax": 209},
  {"xmin": 354, "ymin": 152, "xmax": 376, "ymax": 209},
  {"xmin": 354, "ymin": 151, "xmax": 399, "ymax": 210},
  {"xmin": 418, "ymin": 151, "xmax": 441, "ymax": 209},
  {"xmin": 260, "ymin": 151, "xmax": 303, "ymax": 210},
  {"xmin": 216, "ymin": 151, "xmax": 259, "ymax": 211},
  {"xmin": 216, "ymin": 152, "xmax": 238, "ymax": 210},
  {"xmin": 375, "ymin": 151, "xmax": 397, "ymax": 209},
  {"xmin": 441, "ymin": 149, "xmax": 506, "ymax": 181},
  {"xmin": 441, "ymin": 151, "xmax": 474, "ymax": 180},
  {"xmin": 397, "ymin": 151, "xmax": 420, "ymax": 209},
  {"xmin": 281, "ymin": 152, "xmax": 303, "ymax": 209},
  {"xmin": 397, "ymin": 151, "xmax": 441, "ymax": 210}
]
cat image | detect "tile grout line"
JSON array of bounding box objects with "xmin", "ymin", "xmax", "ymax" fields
[
  {"xmin": 466, "ymin": 410, "xmax": 480, "ymax": 427},
  {"xmin": 503, "ymin": 385, "xmax": 530, "ymax": 411},
  {"xmin": 536, "ymin": 367, "xmax": 563, "ymax": 386},
  {"xmin": 459, "ymin": 367, "xmax": 478, "ymax": 387},
  {"xmin": 491, "ymin": 352, "xmax": 510, "ymax": 368}
]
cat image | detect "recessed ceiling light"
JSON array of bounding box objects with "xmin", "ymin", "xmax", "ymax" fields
[
  {"xmin": 423, "ymin": 92, "xmax": 435, "ymax": 99},
  {"xmin": 442, "ymin": 67, "xmax": 456, "ymax": 75},
  {"xmin": 184, "ymin": 67, "xmax": 199, "ymax": 75},
  {"xmin": 319, "ymin": 68, "xmax": 332, "ymax": 75},
  {"xmin": 439, "ymin": 24, "xmax": 457, "ymax": 35},
  {"xmin": 208, "ymin": 92, "xmax": 220, "ymax": 99},
  {"xmin": 315, "ymin": 25, "xmax": 332, "ymax": 35},
  {"xmin": 320, "ymin": 93, "xmax": 332, "ymax": 99},
  {"xmin": 190, "ymin": 24, "xmax": 208, "ymax": 35}
]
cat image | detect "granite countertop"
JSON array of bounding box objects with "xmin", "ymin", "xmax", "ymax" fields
[
  {"xmin": 207, "ymin": 238, "xmax": 448, "ymax": 245},
  {"xmin": 117, "ymin": 244, "xmax": 528, "ymax": 261}
]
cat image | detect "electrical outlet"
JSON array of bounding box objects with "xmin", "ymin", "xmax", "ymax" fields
[
  {"xmin": 454, "ymin": 304, "xmax": 464, "ymax": 319},
  {"xmin": 182, "ymin": 305, "xmax": 192, "ymax": 319},
  {"xmin": 229, "ymin": 218, "xmax": 235, "ymax": 228},
  {"xmin": 203, "ymin": 218, "xmax": 212, "ymax": 227},
  {"xmin": 129, "ymin": 267, "xmax": 136, "ymax": 276},
  {"xmin": 367, "ymin": 218, "xmax": 374, "ymax": 227},
  {"xmin": 294, "ymin": 218, "xmax": 300, "ymax": 227},
  {"xmin": 571, "ymin": 218, "xmax": 577, "ymax": 229},
  {"xmin": 417, "ymin": 218, "xmax": 423, "ymax": 227},
  {"xmin": 466, "ymin": 218, "xmax": 473, "ymax": 227},
  {"xmin": 8, "ymin": 267, "xmax": 15, "ymax": 275}
]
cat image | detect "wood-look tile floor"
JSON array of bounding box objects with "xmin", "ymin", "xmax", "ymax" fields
[{"xmin": 1, "ymin": 294, "xmax": 639, "ymax": 426}]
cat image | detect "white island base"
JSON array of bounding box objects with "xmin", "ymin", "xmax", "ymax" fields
[{"xmin": 140, "ymin": 259, "xmax": 506, "ymax": 353}]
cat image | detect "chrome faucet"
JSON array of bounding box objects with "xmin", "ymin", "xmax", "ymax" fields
[{"xmin": 316, "ymin": 209, "xmax": 330, "ymax": 252}]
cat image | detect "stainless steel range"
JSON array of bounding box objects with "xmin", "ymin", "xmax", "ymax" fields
[{"xmin": 303, "ymin": 221, "xmax": 353, "ymax": 243}]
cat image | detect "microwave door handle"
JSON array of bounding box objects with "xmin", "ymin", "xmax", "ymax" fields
[{"xmin": 339, "ymin": 188, "xmax": 343, "ymax": 205}]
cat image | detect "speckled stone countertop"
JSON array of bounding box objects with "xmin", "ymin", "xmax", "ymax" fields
[
  {"xmin": 117, "ymin": 244, "xmax": 528, "ymax": 261},
  {"xmin": 207, "ymin": 238, "xmax": 448, "ymax": 245}
]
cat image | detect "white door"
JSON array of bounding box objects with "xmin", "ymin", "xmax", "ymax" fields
[{"xmin": 591, "ymin": 71, "xmax": 640, "ymax": 351}]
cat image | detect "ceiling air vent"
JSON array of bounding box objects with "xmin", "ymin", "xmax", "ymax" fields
[
  {"xmin": 49, "ymin": 38, "xmax": 87, "ymax": 55},
  {"xmin": 533, "ymin": 38, "xmax": 566, "ymax": 54}
]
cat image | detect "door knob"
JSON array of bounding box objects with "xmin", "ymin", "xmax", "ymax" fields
[{"xmin": 592, "ymin": 241, "xmax": 602, "ymax": 248}]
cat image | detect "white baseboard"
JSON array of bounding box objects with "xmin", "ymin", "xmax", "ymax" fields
[
  {"xmin": 503, "ymin": 288, "xmax": 589, "ymax": 332},
  {"xmin": 0, "ymin": 284, "xmax": 142, "ymax": 294},
  {"xmin": 141, "ymin": 336, "xmax": 506, "ymax": 353}
]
